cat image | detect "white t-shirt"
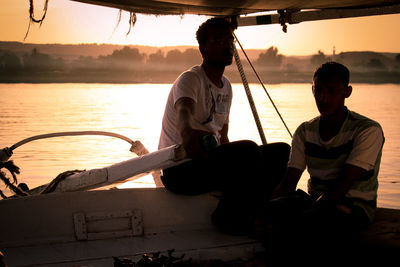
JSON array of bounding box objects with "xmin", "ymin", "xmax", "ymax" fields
[{"xmin": 158, "ymin": 65, "xmax": 232, "ymax": 149}]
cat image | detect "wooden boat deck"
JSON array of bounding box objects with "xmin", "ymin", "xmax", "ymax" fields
[
  {"xmin": 0, "ymin": 188, "xmax": 399, "ymax": 266},
  {"xmin": 360, "ymin": 207, "xmax": 400, "ymax": 249},
  {"xmin": 0, "ymin": 188, "xmax": 262, "ymax": 266}
]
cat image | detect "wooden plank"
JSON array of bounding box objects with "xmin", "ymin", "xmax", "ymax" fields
[{"xmin": 360, "ymin": 208, "xmax": 400, "ymax": 249}]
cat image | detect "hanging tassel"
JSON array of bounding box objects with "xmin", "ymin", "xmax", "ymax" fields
[
  {"xmin": 24, "ymin": 0, "xmax": 50, "ymax": 40},
  {"xmin": 126, "ymin": 12, "xmax": 137, "ymax": 36}
]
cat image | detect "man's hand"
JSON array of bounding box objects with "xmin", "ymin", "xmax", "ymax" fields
[
  {"xmin": 270, "ymin": 167, "xmax": 303, "ymax": 200},
  {"xmin": 315, "ymin": 164, "xmax": 368, "ymax": 208},
  {"xmin": 181, "ymin": 127, "xmax": 213, "ymax": 159}
]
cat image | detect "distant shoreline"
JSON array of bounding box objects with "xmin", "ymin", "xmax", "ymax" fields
[
  {"xmin": 1, "ymin": 41, "xmax": 400, "ymax": 84},
  {"xmin": 1, "ymin": 70, "xmax": 399, "ymax": 84}
]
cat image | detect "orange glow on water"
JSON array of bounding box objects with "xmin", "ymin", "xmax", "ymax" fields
[{"xmin": 1, "ymin": 83, "xmax": 399, "ymax": 209}]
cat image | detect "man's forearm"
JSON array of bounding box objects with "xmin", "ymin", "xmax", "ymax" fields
[
  {"xmin": 177, "ymin": 108, "xmax": 194, "ymax": 138},
  {"xmin": 271, "ymin": 167, "xmax": 303, "ymax": 199},
  {"xmin": 219, "ymin": 123, "xmax": 229, "ymax": 144},
  {"xmin": 175, "ymin": 98, "xmax": 195, "ymax": 139},
  {"xmin": 319, "ymin": 164, "xmax": 366, "ymax": 206}
]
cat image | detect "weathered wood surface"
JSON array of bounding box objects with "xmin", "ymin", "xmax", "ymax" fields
[
  {"xmin": 360, "ymin": 207, "xmax": 400, "ymax": 249},
  {"xmin": 0, "ymin": 188, "xmax": 398, "ymax": 266}
]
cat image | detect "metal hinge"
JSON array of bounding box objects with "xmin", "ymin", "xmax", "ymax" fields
[{"xmin": 73, "ymin": 209, "xmax": 143, "ymax": 241}]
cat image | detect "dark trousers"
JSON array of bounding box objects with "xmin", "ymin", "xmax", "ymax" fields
[
  {"xmin": 161, "ymin": 140, "xmax": 291, "ymax": 234},
  {"xmin": 259, "ymin": 190, "xmax": 372, "ymax": 263}
]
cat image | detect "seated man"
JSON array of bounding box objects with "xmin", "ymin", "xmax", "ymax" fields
[
  {"xmin": 158, "ymin": 17, "xmax": 290, "ymax": 235},
  {"xmin": 265, "ymin": 62, "xmax": 384, "ymax": 256}
]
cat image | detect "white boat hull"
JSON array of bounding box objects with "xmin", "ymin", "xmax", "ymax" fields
[{"xmin": 0, "ymin": 188, "xmax": 262, "ymax": 266}]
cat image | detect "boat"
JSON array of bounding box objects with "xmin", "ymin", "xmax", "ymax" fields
[{"xmin": 1, "ymin": 1, "xmax": 400, "ymax": 266}]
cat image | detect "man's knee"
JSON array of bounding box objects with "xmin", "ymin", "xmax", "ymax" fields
[
  {"xmin": 215, "ymin": 140, "xmax": 261, "ymax": 159},
  {"xmin": 260, "ymin": 142, "xmax": 291, "ymax": 161}
]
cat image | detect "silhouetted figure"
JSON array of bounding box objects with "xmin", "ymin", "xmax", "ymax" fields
[
  {"xmin": 261, "ymin": 62, "xmax": 385, "ymax": 261},
  {"xmin": 158, "ymin": 17, "xmax": 290, "ymax": 235}
]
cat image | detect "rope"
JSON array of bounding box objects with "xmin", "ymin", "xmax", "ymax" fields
[
  {"xmin": 40, "ymin": 169, "xmax": 84, "ymax": 194},
  {"xmin": 233, "ymin": 33, "xmax": 293, "ymax": 138},
  {"xmin": 0, "ymin": 167, "xmax": 84, "ymax": 198},
  {"xmin": 233, "ymin": 42, "xmax": 267, "ymax": 145},
  {"xmin": 0, "ymin": 161, "xmax": 27, "ymax": 199}
]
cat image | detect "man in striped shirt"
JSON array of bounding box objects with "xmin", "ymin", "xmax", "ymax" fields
[{"xmin": 267, "ymin": 62, "xmax": 384, "ymax": 254}]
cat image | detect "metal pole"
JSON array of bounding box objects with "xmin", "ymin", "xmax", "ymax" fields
[{"xmin": 237, "ymin": 4, "xmax": 400, "ymax": 27}]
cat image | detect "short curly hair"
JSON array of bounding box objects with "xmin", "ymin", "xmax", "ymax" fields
[
  {"xmin": 313, "ymin": 62, "xmax": 350, "ymax": 87},
  {"xmin": 196, "ymin": 17, "xmax": 232, "ymax": 46}
]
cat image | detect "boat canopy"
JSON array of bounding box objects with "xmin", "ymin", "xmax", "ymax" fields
[{"xmin": 72, "ymin": 0, "xmax": 400, "ymax": 16}]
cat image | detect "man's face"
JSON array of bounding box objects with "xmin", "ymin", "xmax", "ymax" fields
[
  {"xmin": 312, "ymin": 75, "xmax": 351, "ymax": 118},
  {"xmin": 202, "ymin": 27, "xmax": 234, "ymax": 67}
]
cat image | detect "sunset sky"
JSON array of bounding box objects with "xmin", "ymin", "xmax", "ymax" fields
[{"xmin": 1, "ymin": 0, "xmax": 400, "ymax": 55}]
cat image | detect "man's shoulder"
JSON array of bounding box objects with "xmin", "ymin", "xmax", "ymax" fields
[
  {"xmin": 348, "ymin": 109, "xmax": 376, "ymax": 122},
  {"xmin": 347, "ymin": 109, "xmax": 382, "ymax": 130},
  {"xmin": 175, "ymin": 65, "xmax": 203, "ymax": 84},
  {"xmin": 172, "ymin": 65, "xmax": 203, "ymax": 88},
  {"xmin": 292, "ymin": 117, "xmax": 319, "ymax": 141},
  {"xmin": 180, "ymin": 65, "xmax": 202, "ymax": 77},
  {"xmin": 298, "ymin": 116, "xmax": 320, "ymax": 131},
  {"xmin": 221, "ymin": 74, "xmax": 232, "ymax": 88}
]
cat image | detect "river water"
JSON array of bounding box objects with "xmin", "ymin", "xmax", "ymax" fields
[{"xmin": 0, "ymin": 83, "xmax": 399, "ymax": 208}]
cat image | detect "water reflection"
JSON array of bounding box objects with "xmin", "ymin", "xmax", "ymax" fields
[{"xmin": 0, "ymin": 83, "xmax": 399, "ymax": 208}]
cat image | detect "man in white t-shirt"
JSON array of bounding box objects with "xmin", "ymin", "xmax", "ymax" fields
[
  {"xmin": 158, "ymin": 18, "xmax": 290, "ymax": 235},
  {"xmin": 158, "ymin": 64, "xmax": 232, "ymax": 151}
]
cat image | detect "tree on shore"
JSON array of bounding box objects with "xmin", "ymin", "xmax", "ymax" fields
[
  {"xmin": 310, "ymin": 50, "xmax": 330, "ymax": 67},
  {"xmin": 71, "ymin": 56, "xmax": 98, "ymax": 71},
  {"xmin": 98, "ymin": 46, "xmax": 145, "ymax": 70},
  {"xmin": 0, "ymin": 51, "xmax": 23, "ymax": 72},
  {"xmin": 256, "ymin": 46, "xmax": 283, "ymax": 68},
  {"xmin": 164, "ymin": 48, "xmax": 201, "ymax": 66},
  {"xmin": 367, "ymin": 58, "xmax": 386, "ymax": 69},
  {"xmin": 147, "ymin": 49, "xmax": 164, "ymax": 64},
  {"xmin": 23, "ymin": 48, "xmax": 66, "ymax": 72}
]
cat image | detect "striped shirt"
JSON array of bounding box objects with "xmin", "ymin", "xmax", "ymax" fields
[{"xmin": 288, "ymin": 108, "xmax": 384, "ymax": 221}]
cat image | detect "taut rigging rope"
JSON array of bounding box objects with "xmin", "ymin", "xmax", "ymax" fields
[
  {"xmin": 233, "ymin": 42, "xmax": 267, "ymax": 145},
  {"xmin": 233, "ymin": 32, "xmax": 293, "ymax": 139}
]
